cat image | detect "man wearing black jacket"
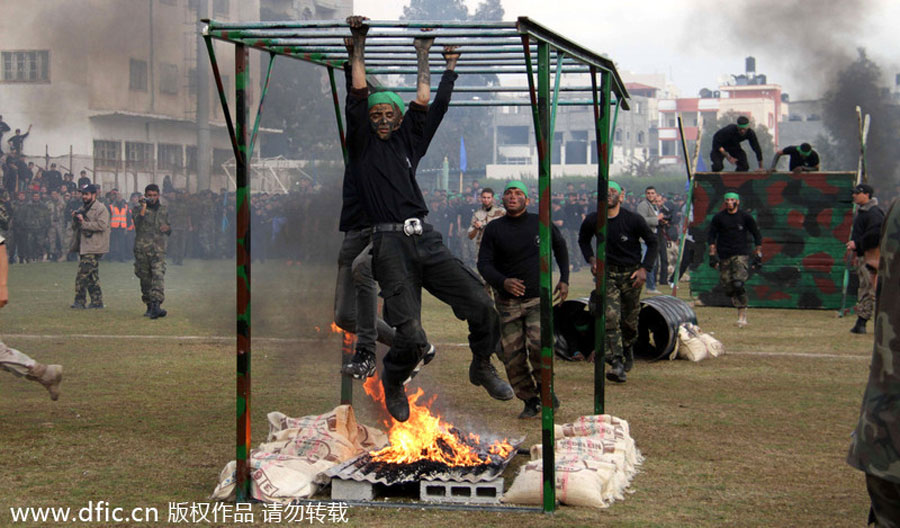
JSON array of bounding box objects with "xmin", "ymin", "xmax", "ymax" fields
[
  {"xmin": 345, "ymin": 16, "xmax": 512, "ymax": 422},
  {"xmin": 708, "ymin": 192, "xmax": 763, "ymax": 327},
  {"xmin": 578, "ymin": 182, "xmax": 657, "ymax": 383},
  {"xmin": 847, "ymin": 183, "xmax": 884, "ymax": 334},
  {"xmin": 478, "ymin": 181, "xmax": 568, "ymax": 418},
  {"xmin": 710, "ymin": 116, "xmax": 763, "ymax": 172}
]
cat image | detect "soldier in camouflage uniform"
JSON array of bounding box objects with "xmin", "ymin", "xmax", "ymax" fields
[
  {"xmin": 21, "ymin": 191, "xmax": 50, "ymax": 262},
  {"xmin": 0, "ymin": 190, "xmax": 11, "ymax": 241},
  {"xmin": 847, "ymin": 198, "xmax": 900, "ymax": 527},
  {"xmin": 467, "ymin": 187, "xmax": 505, "ymax": 260},
  {"xmin": 477, "ymin": 181, "xmax": 569, "ymax": 418},
  {"xmin": 47, "ymin": 190, "xmax": 67, "ymax": 261},
  {"xmin": 131, "ymin": 184, "xmax": 171, "ymax": 319},
  {"xmin": 578, "ymin": 181, "xmax": 657, "ymax": 383},
  {"xmin": 707, "ymin": 192, "xmax": 763, "ymax": 327},
  {"xmin": 848, "ymin": 183, "xmax": 884, "ymax": 334},
  {"xmin": 70, "ymin": 184, "xmax": 109, "ymax": 308}
]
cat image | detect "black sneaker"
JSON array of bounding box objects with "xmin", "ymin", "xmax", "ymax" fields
[
  {"xmin": 404, "ymin": 344, "xmax": 436, "ymax": 385},
  {"xmin": 518, "ymin": 397, "xmax": 541, "ymax": 419},
  {"xmin": 606, "ymin": 361, "xmax": 627, "ymax": 383},
  {"xmin": 850, "ymin": 318, "xmax": 867, "ymax": 335},
  {"xmin": 469, "ymin": 358, "xmax": 515, "ymax": 401},
  {"xmin": 382, "ymin": 379, "xmax": 409, "ymax": 422},
  {"xmin": 70, "ymin": 302, "xmax": 86, "ymax": 309},
  {"xmin": 341, "ymin": 350, "xmax": 376, "ymax": 380}
]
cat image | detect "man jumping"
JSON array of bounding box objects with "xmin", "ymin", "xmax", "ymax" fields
[{"xmin": 345, "ymin": 16, "xmax": 513, "ymax": 422}]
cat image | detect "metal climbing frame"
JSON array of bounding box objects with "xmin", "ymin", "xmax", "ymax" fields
[{"xmin": 202, "ymin": 17, "xmax": 629, "ymax": 512}]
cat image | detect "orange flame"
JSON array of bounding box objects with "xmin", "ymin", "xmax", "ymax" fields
[
  {"xmin": 363, "ymin": 371, "xmax": 514, "ymax": 466},
  {"xmin": 330, "ymin": 322, "xmax": 342, "ymax": 333}
]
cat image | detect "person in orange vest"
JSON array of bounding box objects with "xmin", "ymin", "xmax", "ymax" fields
[{"xmin": 108, "ymin": 189, "xmax": 130, "ymax": 262}]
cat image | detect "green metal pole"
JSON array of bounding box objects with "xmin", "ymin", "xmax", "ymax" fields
[
  {"xmin": 327, "ymin": 65, "xmax": 355, "ymax": 405},
  {"xmin": 672, "ymin": 116, "xmax": 694, "ymax": 298},
  {"xmin": 590, "ymin": 67, "xmax": 611, "ymax": 415},
  {"xmin": 537, "ymin": 40, "xmax": 556, "ymax": 514},
  {"xmin": 234, "ymin": 42, "xmax": 252, "ymax": 503},
  {"xmin": 608, "ymin": 98, "xmax": 620, "ymax": 166},
  {"xmin": 549, "ymin": 53, "xmax": 564, "ymax": 143},
  {"xmin": 247, "ymin": 52, "xmax": 277, "ymax": 160},
  {"xmin": 203, "ymin": 36, "xmax": 240, "ymax": 161}
]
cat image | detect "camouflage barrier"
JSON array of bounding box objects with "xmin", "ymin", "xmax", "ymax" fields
[{"xmin": 688, "ymin": 171, "xmax": 856, "ymax": 309}]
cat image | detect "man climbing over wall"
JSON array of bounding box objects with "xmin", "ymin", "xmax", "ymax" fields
[{"xmin": 345, "ymin": 16, "xmax": 513, "ymax": 422}]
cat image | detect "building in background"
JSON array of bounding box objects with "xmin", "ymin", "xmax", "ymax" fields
[{"xmin": 0, "ymin": 0, "xmax": 277, "ymax": 195}]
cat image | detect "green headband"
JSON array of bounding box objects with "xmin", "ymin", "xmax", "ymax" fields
[
  {"xmin": 367, "ymin": 91, "xmax": 406, "ymax": 115},
  {"xmin": 798, "ymin": 145, "xmax": 811, "ymax": 156},
  {"xmin": 609, "ymin": 181, "xmax": 623, "ymax": 194},
  {"xmin": 724, "ymin": 192, "xmax": 740, "ymax": 201},
  {"xmin": 736, "ymin": 122, "xmax": 750, "ymax": 128},
  {"xmin": 504, "ymin": 180, "xmax": 528, "ymax": 198}
]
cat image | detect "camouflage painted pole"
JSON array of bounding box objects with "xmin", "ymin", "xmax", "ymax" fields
[
  {"xmin": 590, "ymin": 67, "xmax": 611, "ymax": 415},
  {"xmin": 326, "ymin": 65, "xmax": 356, "ymax": 405},
  {"xmin": 234, "ymin": 43, "xmax": 252, "ymax": 503},
  {"xmin": 202, "ymin": 36, "xmax": 240, "ymax": 162},
  {"xmin": 672, "ymin": 115, "xmax": 694, "ymax": 298},
  {"xmin": 521, "ymin": 35, "xmax": 556, "ymax": 513},
  {"xmin": 247, "ymin": 52, "xmax": 277, "ymax": 159}
]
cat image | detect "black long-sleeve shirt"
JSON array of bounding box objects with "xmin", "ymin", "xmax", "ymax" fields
[
  {"xmin": 708, "ymin": 209, "xmax": 763, "ymax": 259},
  {"xmin": 712, "ymin": 124, "xmax": 762, "ymax": 162},
  {"xmin": 782, "ymin": 145, "xmax": 820, "ymax": 171},
  {"xmin": 477, "ymin": 212, "xmax": 569, "ymax": 300},
  {"xmin": 851, "ymin": 199, "xmax": 884, "ymax": 256},
  {"xmin": 346, "ymin": 70, "xmax": 457, "ymax": 224},
  {"xmin": 578, "ymin": 209, "xmax": 657, "ymax": 270}
]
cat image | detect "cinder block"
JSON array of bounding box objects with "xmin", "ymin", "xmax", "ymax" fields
[
  {"xmin": 419, "ymin": 478, "xmax": 504, "ymax": 504},
  {"xmin": 331, "ymin": 478, "xmax": 375, "ymax": 501}
]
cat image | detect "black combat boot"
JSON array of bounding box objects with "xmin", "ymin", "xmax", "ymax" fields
[
  {"xmin": 624, "ymin": 346, "xmax": 634, "ymax": 372},
  {"xmin": 404, "ymin": 343, "xmax": 436, "ymax": 385},
  {"xmin": 469, "ymin": 358, "xmax": 515, "ymax": 401},
  {"xmin": 341, "ymin": 349, "xmax": 377, "ymax": 380},
  {"xmin": 70, "ymin": 301, "xmax": 86, "ymax": 309},
  {"xmin": 606, "ymin": 360, "xmax": 627, "ymax": 383},
  {"xmin": 143, "ymin": 303, "xmax": 153, "ymax": 317},
  {"xmin": 850, "ymin": 317, "xmax": 867, "ymax": 334},
  {"xmin": 518, "ymin": 397, "xmax": 541, "ymax": 419},
  {"xmin": 149, "ymin": 302, "xmax": 167, "ymax": 319},
  {"xmin": 382, "ymin": 378, "xmax": 410, "ymax": 422}
]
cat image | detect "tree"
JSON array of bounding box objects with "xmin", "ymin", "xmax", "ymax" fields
[
  {"xmin": 698, "ymin": 111, "xmax": 774, "ymax": 170},
  {"xmin": 820, "ymin": 48, "xmax": 900, "ymax": 185},
  {"xmin": 402, "ymin": 0, "xmax": 468, "ymax": 21},
  {"xmin": 472, "ymin": 0, "xmax": 504, "ymax": 22}
]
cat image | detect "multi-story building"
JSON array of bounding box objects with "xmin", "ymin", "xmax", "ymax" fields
[{"xmin": 0, "ymin": 0, "xmax": 272, "ymax": 195}]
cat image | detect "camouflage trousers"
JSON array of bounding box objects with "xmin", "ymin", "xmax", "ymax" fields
[
  {"xmin": 718, "ymin": 255, "xmax": 750, "ymax": 308},
  {"xmin": 856, "ymin": 261, "xmax": 876, "ymax": 320},
  {"xmin": 48, "ymin": 224, "xmax": 66, "ymax": 257},
  {"xmin": 606, "ymin": 265, "xmax": 643, "ymax": 363},
  {"xmin": 134, "ymin": 250, "xmax": 166, "ymax": 304},
  {"xmin": 0, "ymin": 340, "xmax": 36, "ymax": 378},
  {"xmin": 74, "ymin": 254, "xmax": 103, "ymax": 304},
  {"xmin": 495, "ymin": 295, "xmax": 541, "ymax": 402}
]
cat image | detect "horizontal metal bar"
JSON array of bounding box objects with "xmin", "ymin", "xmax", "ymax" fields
[
  {"xmin": 448, "ymin": 99, "xmax": 617, "ymax": 107},
  {"xmin": 365, "ymin": 67, "xmax": 591, "ymax": 75},
  {"xmin": 208, "ymin": 28, "xmax": 522, "ymax": 40},
  {"xmin": 267, "ymin": 47, "xmax": 537, "ymax": 57},
  {"xmin": 389, "ymin": 85, "xmax": 605, "ymax": 93},
  {"xmin": 205, "ymin": 19, "xmax": 519, "ymax": 30},
  {"xmin": 211, "ymin": 36, "xmax": 528, "ymax": 48}
]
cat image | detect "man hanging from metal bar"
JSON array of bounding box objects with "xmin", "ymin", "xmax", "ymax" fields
[
  {"xmin": 578, "ymin": 182, "xmax": 656, "ymax": 383},
  {"xmin": 345, "ymin": 15, "xmax": 514, "ymax": 422}
]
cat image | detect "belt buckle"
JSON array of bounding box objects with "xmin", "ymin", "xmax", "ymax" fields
[{"xmin": 403, "ymin": 218, "xmax": 423, "ymax": 236}]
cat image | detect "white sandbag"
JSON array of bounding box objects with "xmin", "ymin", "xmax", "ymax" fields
[
  {"xmin": 676, "ymin": 323, "xmax": 708, "ymax": 362},
  {"xmin": 501, "ymin": 456, "xmax": 619, "ymax": 508},
  {"xmin": 699, "ymin": 332, "xmax": 725, "ymax": 357},
  {"xmin": 557, "ymin": 414, "xmax": 631, "ymax": 438}
]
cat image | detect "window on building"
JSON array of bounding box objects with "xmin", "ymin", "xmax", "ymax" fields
[
  {"xmin": 497, "ymin": 125, "xmax": 529, "ymax": 145},
  {"xmin": 213, "ymin": 0, "xmax": 229, "ymax": 16},
  {"xmin": 1, "ymin": 50, "xmax": 50, "ymax": 82},
  {"xmin": 807, "ymin": 114, "xmax": 821, "ymax": 121},
  {"xmin": 667, "ymin": 118, "xmax": 676, "ymax": 127},
  {"xmin": 615, "ymin": 129, "xmax": 622, "ymax": 143},
  {"xmin": 634, "ymin": 102, "xmax": 641, "ymax": 114},
  {"xmin": 93, "ymin": 140, "xmax": 121, "ymax": 170},
  {"xmin": 590, "ymin": 140, "xmax": 597, "ymax": 164},
  {"xmin": 158, "ymin": 144, "xmax": 183, "ymax": 171},
  {"xmin": 186, "ymin": 146, "xmax": 198, "ymax": 173},
  {"xmin": 212, "ymin": 148, "xmax": 232, "ymax": 174},
  {"xmin": 125, "ymin": 142, "xmax": 154, "ymax": 170},
  {"xmin": 661, "ymin": 141, "xmax": 675, "ymax": 156},
  {"xmin": 188, "ymin": 67, "xmax": 197, "ymax": 95},
  {"xmin": 130, "ymin": 58, "xmax": 148, "ymax": 91},
  {"xmin": 565, "ymin": 141, "xmax": 587, "ymax": 164},
  {"xmin": 570, "ymin": 130, "xmax": 588, "ymax": 141},
  {"xmin": 551, "ymin": 132, "xmax": 562, "ymax": 164},
  {"xmin": 160, "ymin": 63, "xmax": 178, "ymax": 95},
  {"xmin": 637, "ymin": 131, "xmax": 645, "ymax": 144}
]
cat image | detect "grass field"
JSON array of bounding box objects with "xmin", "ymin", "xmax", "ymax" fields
[{"xmin": 0, "ymin": 258, "xmax": 875, "ymax": 527}]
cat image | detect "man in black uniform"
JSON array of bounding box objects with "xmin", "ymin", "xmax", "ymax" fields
[
  {"xmin": 478, "ymin": 181, "xmax": 568, "ymax": 418},
  {"xmin": 345, "ymin": 16, "xmax": 513, "ymax": 422},
  {"xmin": 578, "ymin": 182, "xmax": 657, "ymax": 383},
  {"xmin": 707, "ymin": 192, "xmax": 763, "ymax": 327},
  {"xmin": 710, "ymin": 116, "xmax": 763, "ymax": 172},
  {"xmin": 770, "ymin": 142, "xmax": 820, "ymax": 173},
  {"xmin": 847, "ymin": 183, "xmax": 883, "ymax": 334}
]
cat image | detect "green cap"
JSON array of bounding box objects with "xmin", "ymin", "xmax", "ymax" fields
[
  {"xmin": 724, "ymin": 192, "xmax": 740, "ymax": 201},
  {"xmin": 504, "ymin": 180, "xmax": 528, "ymax": 198},
  {"xmin": 367, "ymin": 91, "xmax": 406, "ymax": 115},
  {"xmin": 609, "ymin": 181, "xmax": 623, "ymax": 194}
]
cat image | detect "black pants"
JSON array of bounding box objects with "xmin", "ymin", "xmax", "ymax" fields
[
  {"xmin": 372, "ymin": 229, "xmax": 498, "ymax": 386},
  {"xmin": 710, "ymin": 147, "xmax": 749, "ymax": 172}
]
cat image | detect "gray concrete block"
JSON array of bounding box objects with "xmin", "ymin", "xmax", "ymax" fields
[
  {"xmin": 331, "ymin": 478, "xmax": 375, "ymax": 501},
  {"xmin": 419, "ymin": 478, "xmax": 504, "ymax": 504}
]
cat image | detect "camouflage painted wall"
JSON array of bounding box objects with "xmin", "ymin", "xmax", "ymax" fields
[{"xmin": 688, "ymin": 171, "xmax": 856, "ymax": 309}]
